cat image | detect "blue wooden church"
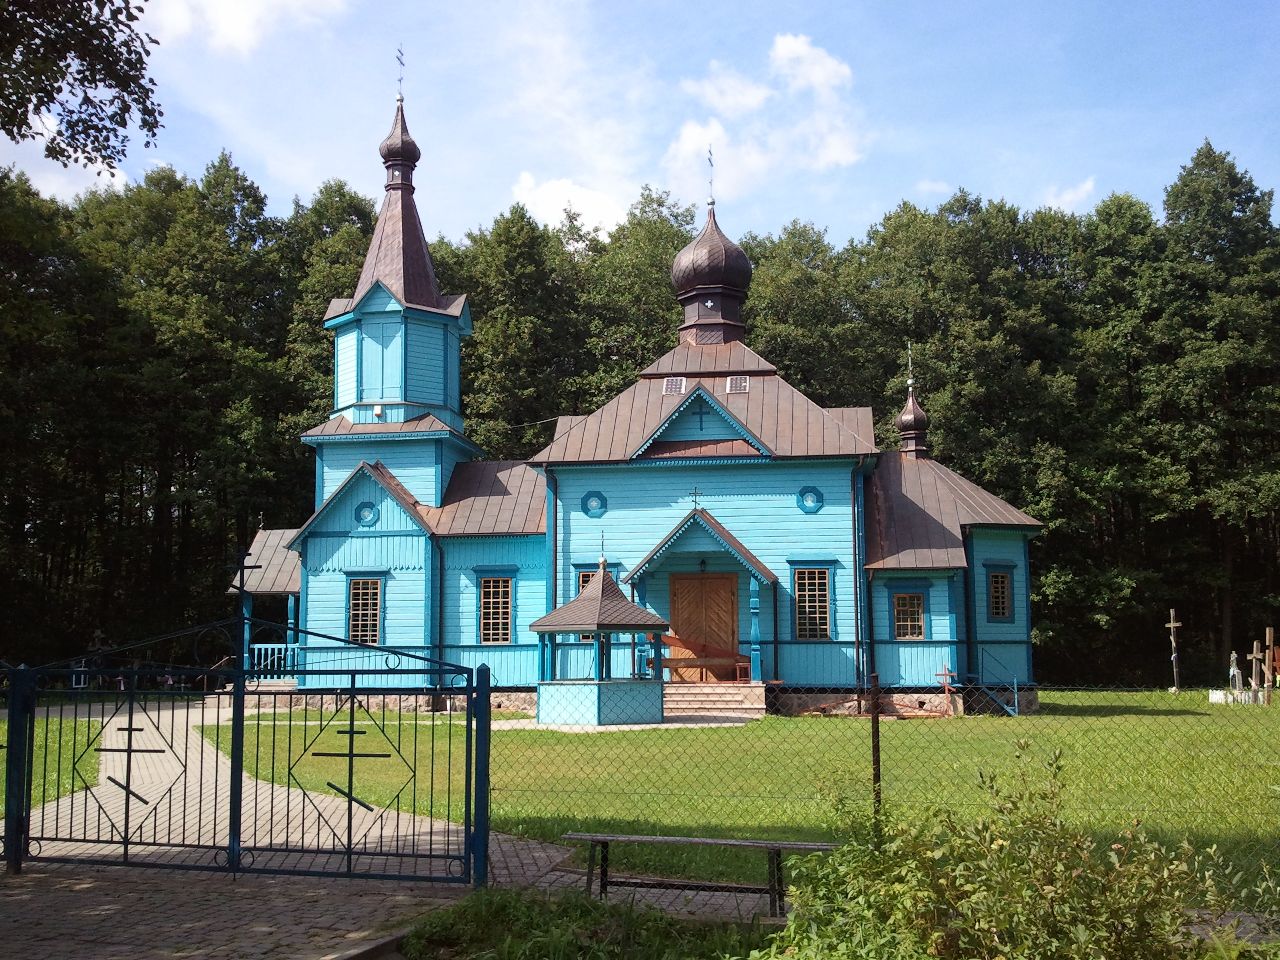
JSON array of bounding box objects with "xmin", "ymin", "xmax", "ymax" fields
[{"xmin": 236, "ymin": 99, "xmax": 1041, "ymax": 722}]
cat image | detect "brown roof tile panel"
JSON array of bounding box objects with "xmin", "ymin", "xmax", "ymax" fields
[
  {"xmin": 639, "ymin": 342, "xmax": 777, "ymax": 377},
  {"xmin": 302, "ymin": 414, "xmax": 462, "ymax": 439},
  {"xmin": 865, "ymin": 454, "xmax": 1039, "ymax": 570},
  {"xmin": 426, "ymin": 461, "xmax": 547, "ymax": 537},
  {"xmin": 227, "ymin": 528, "xmax": 301, "ymax": 595}
]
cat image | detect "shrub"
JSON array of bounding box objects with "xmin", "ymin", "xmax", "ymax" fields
[{"xmin": 747, "ymin": 742, "xmax": 1279, "ymax": 960}]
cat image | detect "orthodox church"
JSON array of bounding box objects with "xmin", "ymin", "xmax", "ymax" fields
[{"xmin": 237, "ymin": 98, "xmax": 1040, "ymax": 719}]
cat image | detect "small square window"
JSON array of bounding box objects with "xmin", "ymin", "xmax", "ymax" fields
[
  {"xmin": 988, "ymin": 571, "xmax": 1012, "ymax": 621},
  {"xmin": 348, "ymin": 579, "xmax": 382, "ymax": 644},
  {"xmin": 726, "ymin": 375, "xmax": 749, "ymax": 394},
  {"xmin": 794, "ymin": 568, "xmax": 831, "ymax": 640},
  {"xmin": 479, "ymin": 577, "xmax": 512, "ymax": 643},
  {"xmin": 662, "ymin": 376, "xmax": 686, "ymax": 396},
  {"xmin": 893, "ymin": 593, "xmax": 925, "ymax": 640}
]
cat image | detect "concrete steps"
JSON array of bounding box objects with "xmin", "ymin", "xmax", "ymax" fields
[{"xmin": 663, "ymin": 683, "xmax": 766, "ymax": 719}]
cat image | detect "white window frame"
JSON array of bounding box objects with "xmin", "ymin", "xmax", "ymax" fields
[{"xmin": 662, "ymin": 376, "xmax": 686, "ymax": 396}]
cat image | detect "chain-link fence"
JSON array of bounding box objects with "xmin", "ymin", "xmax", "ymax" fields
[{"xmin": 485, "ymin": 680, "xmax": 1280, "ymax": 885}]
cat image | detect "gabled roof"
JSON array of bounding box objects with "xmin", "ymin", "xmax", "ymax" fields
[
  {"xmin": 632, "ymin": 386, "xmax": 771, "ymax": 459},
  {"xmin": 226, "ymin": 528, "xmax": 300, "ymax": 595},
  {"xmin": 302, "ymin": 413, "xmax": 475, "ymax": 444},
  {"xmin": 530, "ymin": 560, "xmax": 669, "ymax": 634},
  {"xmin": 531, "ymin": 342, "xmax": 876, "ymax": 464},
  {"xmin": 624, "ymin": 508, "xmax": 778, "ymax": 584},
  {"xmin": 289, "ymin": 461, "xmax": 432, "ymax": 548},
  {"xmin": 421, "ymin": 460, "xmax": 546, "ymax": 536},
  {"xmin": 865, "ymin": 453, "xmax": 1041, "ymax": 570}
]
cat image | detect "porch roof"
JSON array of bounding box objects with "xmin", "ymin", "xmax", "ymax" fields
[
  {"xmin": 226, "ymin": 527, "xmax": 300, "ymax": 595},
  {"xmin": 622, "ymin": 508, "xmax": 778, "ymax": 585},
  {"xmin": 530, "ymin": 558, "xmax": 669, "ymax": 634}
]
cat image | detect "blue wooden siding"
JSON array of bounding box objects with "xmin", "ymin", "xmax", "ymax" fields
[
  {"xmin": 404, "ymin": 318, "xmax": 446, "ymax": 406},
  {"xmin": 359, "ymin": 318, "xmax": 404, "ymax": 402},
  {"xmin": 975, "ymin": 642, "xmax": 1032, "ymax": 685},
  {"xmin": 319, "ymin": 440, "xmax": 440, "ymax": 503},
  {"xmin": 653, "ymin": 398, "xmax": 742, "ymax": 443},
  {"xmin": 871, "ymin": 641, "xmax": 959, "ymax": 687},
  {"xmin": 868, "ymin": 572, "xmax": 960, "ymax": 686},
  {"xmin": 970, "ymin": 530, "xmax": 1031, "ymax": 641},
  {"xmin": 335, "ymin": 327, "xmax": 357, "ymax": 408}
]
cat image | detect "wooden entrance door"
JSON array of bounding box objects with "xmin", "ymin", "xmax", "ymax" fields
[{"xmin": 668, "ymin": 574, "xmax": 739, "ymax": 682}]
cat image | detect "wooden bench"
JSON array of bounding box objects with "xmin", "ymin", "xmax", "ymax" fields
[{"xmin": 561, "ymin": 832, "xmax": 837, "ymax": 917}]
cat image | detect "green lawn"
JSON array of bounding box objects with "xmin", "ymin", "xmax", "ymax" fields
[
  {"xmin": 213, "ymin": 690, "xmax": 1280, "ymax": 883},
  {"xmin": 0, "ymin": 716, "xmax": 101, "ymax": 816}
]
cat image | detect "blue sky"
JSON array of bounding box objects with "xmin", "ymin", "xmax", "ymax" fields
[{"xmin": 4, "ymin": 0, "xmax": 1277, "ymax": 244}]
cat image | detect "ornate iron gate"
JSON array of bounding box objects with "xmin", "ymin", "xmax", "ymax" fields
[{"xmin": 1, "ymin": 621, "xmax": 490, "ymax": 884}]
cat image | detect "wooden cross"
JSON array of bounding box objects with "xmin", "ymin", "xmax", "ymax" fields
[
  {"xmin": 1165, "ymin": 608, "xmax": 1182, "ymax": 693},
  {"xmin": 936, "ymin": 665, "xmax": 957, "ymax": 716},
  {"xmin": 689, "ymin": 486, "xmax": 703, "ymax": 510},
  {"xmin": 1247, "ymin": 637, "xmax": 1265, "ymax": 693}
]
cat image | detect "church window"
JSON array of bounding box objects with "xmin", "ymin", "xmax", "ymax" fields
[
  {"xmin": 893, "ymin": 593, "xmax": 926, "ymax": 640},
  {"xmin": 479, "ymin": 577, "xmax": 513, "ymax": 643},
  {"xmin": 794, "ymin": 568, "xmax": 830, "ymax": 640},
  {"xmin": 988, "ymin": 571, "xmax": 1012, "ymax": 621},
  {"xmin": 662, "ymin": 376, "xmax": 686, "ymax": 396},
  {"xmin": 726, "ymin": 375, "xmax": 749, "ymax": 394},
  {"xmin": 348, "ymin": 578, "xmax": 382, "ymax": 644}
]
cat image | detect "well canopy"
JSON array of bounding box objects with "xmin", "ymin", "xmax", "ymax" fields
[{"xmin": 529, "ymin": 558, "xmax": 669, "ymax": 635}]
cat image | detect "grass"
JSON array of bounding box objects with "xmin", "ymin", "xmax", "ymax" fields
[
  {"xmin": 0, "ymin": 716, "xmax": 101, "ymax": 816},
  {"xmin": 207, "ymin": 689, "xmax": 1280, "ymax": 883},
  {"xmin": 400, "ymin": 888, "xmax": 767, "ymax": 960}
]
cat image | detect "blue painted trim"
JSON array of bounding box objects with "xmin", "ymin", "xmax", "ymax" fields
[
  {"xmin": 786, "ymin": 552, "xmax": 840, "ymax": 564},
  {"xmin": 548, "ymin": 457, "xmax": 859, "ymax": 473},
  {"xmin": 354, "ymin": 319, "xmax": 364, "ymax": 399},
  {"xmin": 796, "ymin": 485, "xmax": 824, "ymax": 514},
  {"xmin": 302, "ymin": 430, "xmax": 463, "ymax": 446},
  {"xmin": 581, "ymin": 490, "xmax": 607, "ymax": 518},
  {"xmin": 630, "ymin": 385, "xmax": 772, "ymax": 458},
  {"xmin": 885, "ymin": 578, "xmax": 933, "ymax": 641},
  {"xmin": 329, "ymin": 529, "xmax": 423, "ymax": 539},
  {"xmin": 626, "ymin": 511, "xmax": 773, "ymax": 584},
  {"xmin": 314, "ymin": 446, "xmax": 324, "ymax": 509},
  {"xmin": 749, "ymin": 578, "xmax": 762, "ymax": 681},
  {"xmin": 982, "ymin": 560, "xmax": 1017, "ymax": 569},
  {"xmin": 788, "ymin": 560, "xmax": 838, "ymax": 642}
]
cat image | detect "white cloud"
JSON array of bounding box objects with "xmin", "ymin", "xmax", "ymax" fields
[
  {"xmin": 769, "ymin": 33, "xmax": 853, "ymax": 96},
  {"xmin": 915, "ymin": 178, "xmax": 951, "ymax": 195},
  {"xmin": 665, "ymin": 35, "xmax": 863, "ymax": 205},
  {"xmin": 147, "ymin": 0, "xmax": 347, "ymax": 56},
  {"xmin": 512, "ymin": 172, "xmax": 628, "ymax": 230},
  {"xmin": 1042, "ymin": 176, "xmax": 1097, "ymax": 211},
  {"xmin": 680, "ymin": 61, "xmax": 773, "ymax": 118},
  {"xmin": 0, "ymin": 112, "xmax": 127, "ymax": 200}
]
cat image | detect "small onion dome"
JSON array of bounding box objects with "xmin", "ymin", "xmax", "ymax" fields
[
  {"xmin": 898, "ymin": 384, "xmax": 929, "ymax": 456},
  {"xmin": 379, "ymin": 97, "xmax": 422, "ymax": 166},
  {"xmin": 671, "ymin": 203, "xmax": 753, "ymax": 298}
]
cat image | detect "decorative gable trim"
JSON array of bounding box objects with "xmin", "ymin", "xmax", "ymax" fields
[
  {"xmin": 629, "ymin": 385, "xmax": 772, "ymax": 460},
  {"xmin": 287, "ymin": 460, "xmax": 433, "ymax": 549},
  {"xmin": 623, "ymin": 508, "xmax": 778, "ymax": 585}
]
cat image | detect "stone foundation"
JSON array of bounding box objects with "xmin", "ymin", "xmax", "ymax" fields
[{"xmin": 773, "ymin": 688, "xmax": 1040, "ymax": 718}]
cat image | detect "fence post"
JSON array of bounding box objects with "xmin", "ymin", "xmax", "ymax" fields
[
  {"xmin": 869, "ymin": 672, "xmax": 882, "ymax": 837},
  {"xmin": 226, "ymin": 666, "xmax": 246, "ymax": 873},
  {"xmin": 4, "ymin": 668, "xmax": 34, "ymax": 874},
  {"xmin": 473, "ymin": 665, "xmax": 491, "ymax": 889}
]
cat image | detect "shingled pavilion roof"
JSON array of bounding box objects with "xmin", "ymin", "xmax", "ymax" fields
[{"xmin": 529, "ymin": 558, "xmax": 669, "ymax": 635}]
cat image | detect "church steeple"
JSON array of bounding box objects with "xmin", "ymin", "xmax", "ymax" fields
[
  {"xmin": 351, "ymin": 97, "xmax": 443, "ymax": 311},
  {"xmin": 897, "ymin": 383, "xmax": 929, "ymax": 458},
  {"xmin": 671, "ymin": 201, "xmax": 753, "ymax": 345}
]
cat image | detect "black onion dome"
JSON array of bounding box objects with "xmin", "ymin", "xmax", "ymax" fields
[
  {"xmin": 671, "ymin": 204, "xmax": 753, "ymax": 297},
  {"xmin": 379, "ymin": 97, "xmax": 422, "ymax": 165},
  {"xmin": 897, "ymin": 386, "xmax": 928, "ymax": 433}
]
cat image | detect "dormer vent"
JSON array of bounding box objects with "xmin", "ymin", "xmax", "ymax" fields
[
  {"xmin": 662, "ymin": 377, "xmax": 687, "ymax": 396},
  {"xmin": 726, "ymin": 375, "xmax": 749, "ymax": 394}
]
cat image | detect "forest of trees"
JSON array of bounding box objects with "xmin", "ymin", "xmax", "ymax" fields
[{"xmin": 2, "ymin": 142, "xmax": 1277, "ymax": 684}]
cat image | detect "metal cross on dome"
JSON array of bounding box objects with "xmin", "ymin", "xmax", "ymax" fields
[{"xmin": 396, "ymin": 45, "xmax": 405, "ymax": 96}]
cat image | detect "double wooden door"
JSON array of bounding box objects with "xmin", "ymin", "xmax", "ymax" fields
[{"xmin": 667, "ymin": 574, "xmax": 739, "ymax": 682}]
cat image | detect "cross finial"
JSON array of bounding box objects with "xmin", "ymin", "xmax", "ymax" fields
[
  {"xmin": 690, "ymin": 486, "xmax": 703, "ymax": 510},
  {"xmin": 600, "ymin": 531, "xmax": 607, "ymax": 566},
  {"xmin": 396, "ymin": 44, "xmax": 405, "ymax": 98},
  {"xmin": 907, "ymin": 342, "xmax": 914, "ymax": 390},
  {"xmin": 707, "ymin": 144, "xmax": 714, "ymax": 207}
]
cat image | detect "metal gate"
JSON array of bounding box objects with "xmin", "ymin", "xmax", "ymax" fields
[{"xmin": 1, "ymin": 621, "xmax": 490, "ymax": 884}]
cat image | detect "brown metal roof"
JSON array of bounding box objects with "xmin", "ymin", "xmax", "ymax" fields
[
  {"xmin": 302, "ymin": 413, "xmax": 461, "ymax": 439},
  {"xmin": 638, "ymin": 438, "xmax": 762, "ymax": 459},
  {"xmin": 530, "ymin": 362, "xmax": 877, "ymax": 464},
  {"xmin": 623, "ymin": 509, "xmax": 778, "ymax": 584},
  {"xmin": 422, "ymin": 460, "xmax": 546, "ymax": 536},
  {"xmin": 553, "ymin": 415, "xmax": 586, "ymax": 438},
  {"xmin": 639, "ymin": 342, "xmax": 776, "ymax": 377},
  {"xmin": 865, "ymin": 453, "xmax": 1041, "ymax": 570},
  {"xmin": 530, "ymin": 560, "xmax": 669, "ymax": 634},
  {"xmin": 824, "ymin": 407, "xmax": 876, "ymax": 448},
  {"xmin": 227, "ymin": 528, "xmax": 300, "ymax": 595}
]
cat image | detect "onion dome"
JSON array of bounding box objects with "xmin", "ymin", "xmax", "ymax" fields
[
  {"xmin": 897, "ymin": 383, "xmax": 929, "ymax": 458},
  {"xmin": 671, "ymin": 202, "xmax": 753, "ymax": 345},
  {"xmin": 379, "ymin": 95, "xmax": 422, "ymax": 167}
]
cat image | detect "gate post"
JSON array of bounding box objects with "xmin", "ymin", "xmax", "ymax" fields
[
  {"xmin": 472, "ymin": 665, "xmax": 491, "ymax": 889},
  {"xmin": 226, "ymin": 667, "xmax": 246, "ymax": 873},
  {"xmin": 4, "ymin": 668, "xmax": 35, "ymax": 874}
]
